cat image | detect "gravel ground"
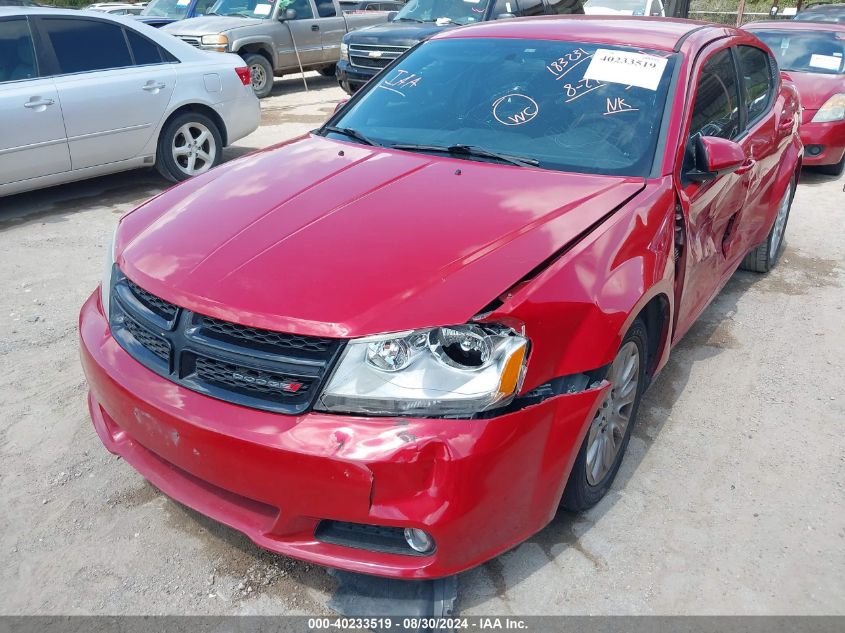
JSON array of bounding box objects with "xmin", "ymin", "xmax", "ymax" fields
[{"xmin": 0, "ymin": 72, "xmax": 843, "ymax": 616}]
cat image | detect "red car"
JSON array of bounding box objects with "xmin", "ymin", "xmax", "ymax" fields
[
  {"xmin": 746, "ymin": 21, "xmax": 845, "ymax": 175},
  {"xmin": 80, "ymin": 17, "xmax": 802, "ymax": 579}
]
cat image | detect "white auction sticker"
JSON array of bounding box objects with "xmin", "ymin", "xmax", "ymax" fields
[
  {"xmin": 254, "ymin": 3, "xmax": 272, "ymax": 14},
  {"xmin": 176, "ymin": 0, "xmax": 189, "ymax": 5},
  {"xmin": 809, "ymin": 54, "xmax": 842, "ymax": 71},
  {"xmin": 584, "ymin": 49, "xmax": 668, "ymax": 91}
]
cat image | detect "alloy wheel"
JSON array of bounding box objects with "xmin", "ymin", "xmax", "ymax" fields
[
  {"xmin": 171, "ymin": 122, "xmax": 216, "ymax": 177},
  {"xmin": 250, "ymin": 63, "xmax": 267, "ymax": 92},
  {"xmin": 586, "ymin": 340, "xmax": 640, "ymax": 486},
  {"xmin": 769, "ymin": 183, "xmax": 792, "ymax": 257}
]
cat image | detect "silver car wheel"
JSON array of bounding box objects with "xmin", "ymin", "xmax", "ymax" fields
[
  {"xmin": 171, "ymin": 122, "xmax": 216, "ymax": 177},
  {"xmin": 250, "ymin": 63, "xmax": 267, "ymax": 92},
  {"xmin": 586, "ymin": 340, "xmax": 640, "ymax": 486},
  {"xmin": 769, "ymin": 183, "xmax": 792, "ymax": 256}
]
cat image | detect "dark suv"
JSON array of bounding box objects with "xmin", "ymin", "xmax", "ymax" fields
[{"xmin": 336, "ymin": 0, "xmax": 583, "ymax": 93}]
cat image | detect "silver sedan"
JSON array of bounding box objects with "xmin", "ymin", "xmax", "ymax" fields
[{"xmin": 0, "ymin": 7, "xmax": 260, "ymax": 197}]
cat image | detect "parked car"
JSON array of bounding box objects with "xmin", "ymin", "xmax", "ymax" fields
[
  {"xmin": 336, "ymin": 0, "xmax": 584, "ymax": 94},
  {"xmin": 80, "ymin": 17, "xmax": 802, "ymax": 579},
  {"xmin": 794, "ymin": 2, "xmax": 845, "ymax": 23},
  {"xmin": 584, "ymin": 0, "xmax": 664, "ymax": 16},
  {"xmin": 0, "ymin": 8, "xmax": 259, "ymax": 197},
  {"xmin": 746, "ymin": 21, "xmax": 845, "ymax": 175},
  {"xmin": 136, "ymin": 0, "xmax": 216, "ymax": 28},
  {"xmin": 89, "ymin": 3, "xmax": 146, "ymax": 15},
  {"xmin": 339, "ymin": 0, "xmax": 403, "ymax": 11},
  {"xmin": 163, "ymin": 0, "xmax": 390, "ymax": 98}
]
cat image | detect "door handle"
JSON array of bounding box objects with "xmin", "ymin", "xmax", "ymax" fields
[
  {"xmin": 311, "ymin": 24, "xmax": 319, "ymax": 31},
  {"xmin": 735, "ymin": 159, "xmax": 756, "ymax": 175},
  {"xmin": 24, "ymin": 97, "xmax": 55, "ymax": 108},
  {"xmin": 143, "ymin": 82, "xmax": 166, "ymax": 92}
]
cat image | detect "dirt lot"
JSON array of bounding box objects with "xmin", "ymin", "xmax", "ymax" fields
[{"xmin": 1, "ymin": 72, "xmax": 843, "ymax": 616}]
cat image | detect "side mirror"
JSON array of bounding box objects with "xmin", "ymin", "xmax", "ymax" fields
[
  {"xmin": 280, "ymin": 8, "xmax": 297, "ymax": 20},
  {"xmin": 387, "ymin": 10, "xmax": 398, "ymax": 21},
  {"xmin": 334, "ymin": 98, "xmax": 349, "ymax": 113},
  {"xmin": 495, "ymin": 12, "xmax": 515, "ymax": 19},
  {"xmin": 686, "ymin": 136, "xmax": 746, "ymax": 182}
]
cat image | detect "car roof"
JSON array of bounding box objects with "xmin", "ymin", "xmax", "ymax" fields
[
  {"xmin": 432, "ymin": 16, "xmax": 735, "ymax": 53},
  {"xmin": 745, "ymin": 19, "xmax": 845, "ymax": 32}
]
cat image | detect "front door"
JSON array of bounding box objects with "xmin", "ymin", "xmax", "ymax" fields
[
  {"xmin": 274, "ymin": 0, "xmax": 325, "ymax": 69},
  {"xmin": 675, "ymin": 46, "xmax": 752, "ymax": 339},
  {"xmin": 0, "ymin": 17, "xmax": 70, "ymax": 187},
  {"xmin": 34, "ymin": 16, "xmax": 176, "ymax": 170}
]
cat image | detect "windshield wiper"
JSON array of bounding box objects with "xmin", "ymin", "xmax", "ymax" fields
[
  {"xmin": 323, "ymin": 126, "xmax": 380, "ymax": 147},
  {"xmin": 395, "ymin": 17, "xmax": 426, "ymax": 22},
  {"xmin": 391, "ymin": 143, "xmax": 540, "ymax": 168}
]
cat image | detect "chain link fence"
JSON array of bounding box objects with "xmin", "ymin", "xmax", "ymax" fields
[{"xmin": 689, "ymin": 0, "xmax": 802, "ymax": 25}]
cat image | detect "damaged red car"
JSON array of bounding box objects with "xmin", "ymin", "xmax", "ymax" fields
[{"xmin": 80, "ymin": 17, "xmax": 803, "ymax": 579}]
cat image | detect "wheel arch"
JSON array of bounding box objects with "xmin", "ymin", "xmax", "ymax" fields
[
  {"xmin": 235, "ymin": 41, "xmax": 276, "ymax": 68},
  {"xmin": 160, "ymin": 103, "xmax": 229, "ymax": 148}
]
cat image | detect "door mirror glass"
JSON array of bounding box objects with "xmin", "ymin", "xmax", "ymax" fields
[
  {"xmin": 281, "ymin": 7, "xmax": 298, "ymax": 19},
  {"xmin": 686, "ymin": 136, "xmax": 746, "ymax": 182},
  {"xmin": 386, "ymin": 10, "xmax": 398, "ymax": 20}
]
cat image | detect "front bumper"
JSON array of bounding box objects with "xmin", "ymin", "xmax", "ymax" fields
[
  {"xmin": 80, "ymin": 290, "xmax": 606, "ymax": 579},
  {"xmin": 800, "ymin": 113, "xmax": 845, "ymax": 167},
  {"xmin": 336, "ymin": 60, "xmax": 378, "ymax": 95}
]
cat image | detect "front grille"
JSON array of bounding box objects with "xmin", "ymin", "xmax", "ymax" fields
[
  {"xmin": 176, "ymin": 35, "xmax": 201, "ymax": 48},
  {"xmin": 108, "ymin": 268, "xmax": 344, "ymax": 414},
  {"xmin": 349, "ymin": 43, "xmax": 409, "ymax": 70}
]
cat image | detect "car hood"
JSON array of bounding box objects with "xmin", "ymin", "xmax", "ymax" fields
[
  {"xmin": 117, "ymin": 136, "xmax": 645, "ymax": 338},
  {"xmin": 785, "ymin": 70, "xmax": 845, "ymax": 111},
  {"xmin": 162, "ymin": 15, "xmax": 265, "ymax": 35},
  {"xmin": 346, "ymin": 21, "xmax": 454, "ymax": 47}
]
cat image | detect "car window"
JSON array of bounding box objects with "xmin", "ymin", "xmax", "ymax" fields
[
  {"xmin": 689, "ymin": 48, "xmax": 741, "ymax": 141},
  {"xmin": 195, "ymin": 0, "xmax": 218, "ymax": 14},
  {"xmin": 141, "ymin": 0, "xmax": 192, "ymax": 19},
  {"xmin": 315, "ymin": 0, "xmax": 337, "ymax": 15},
  {"xmin": 281, "ymin": 0, "xmax": 316, "ymax": 18},
  {"xmin": 516, "ymin": 0, "xmax": 545, "ymax": 15},
  {"xmin": 736, "ymin": 45, "xmax": 773, "ymax": 125},
  {"xmin": 649, "ymin": 0, "xmax": 663, "ymax": 15},
  {"xmin": 40, "ymin": 18, "xmax": 133, "ymax": 74},
  {"xmin": 126, "ymin": 28, "xmax": 165, "ymax": 65},
  {"xmin": 394, "ymin": 0, "xmax": 493, "ymax": 24},
  {"xmin": 545, "ymin": 0, "xmax": 585, "ymax": 13},
  {"xmin": 491, "ymin": 0, "xmax": 515, "ymax": 16},
  {"xmin": 0, "ymin": 18, "xmax": 37, "ymax": 83},
  {"xmin": 750, "ymin": 29, "xmax": 845, "ymax": 75},
  {"xmin": 332, "ymin": 38, "xmax": 675, "ymax": 176}
]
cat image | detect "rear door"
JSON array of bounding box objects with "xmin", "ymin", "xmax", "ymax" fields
[
  {"xmin": 33, "ymin": 15, "xmax": 176, "ymax": 170},
  {"xmin": 315, "ymin": 0, "xmax": 346, "ymax": 63},
  {"xmin": 675, "ymin": 45, "xmax": 752, "ymax": 338},
  {"xmin": 0, "ymin": 16, "xmax": 70, "ymax": 187}
]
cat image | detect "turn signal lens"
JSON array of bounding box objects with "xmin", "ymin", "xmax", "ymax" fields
[{"xmin": 812, "ymin": 94, "xmax": 845, "ymax": 123}]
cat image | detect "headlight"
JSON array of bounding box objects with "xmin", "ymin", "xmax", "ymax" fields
[
  {"xmin": 812, "ymin": 94, "xmax": 845, "ymax": 123},
  {"xmin": 101, "ymin": 225, "xmax": 117, "ymax": 323},
  {"xmin": 201, "ymin": 34, "xmax": 229, "ymax": 51},
  {"xmin": 340, "ymin": 41, "xmax": 349, "ymax": 62},
  {"xmin": 316, "ymin": 324, "xmax": 529, "ymax": 417}
]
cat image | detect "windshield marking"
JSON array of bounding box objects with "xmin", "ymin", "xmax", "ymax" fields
[
  {"xmin": 564, "ymin": 79, "xmax": 606, "ymax": 103},
  {"xmin": 377, "ymin": 69, "xmax": 423, "ymax": 97},
  {"xmin": 604, "ymin": 97, "xmax": 639, "ymax": 115},
  {"xmin": 492, "ymin": 94, "xmax": 539, "ymax": 126},
  {"xmin": 546, "ymin": 48, "xmax": 592, "ymax": 79}
]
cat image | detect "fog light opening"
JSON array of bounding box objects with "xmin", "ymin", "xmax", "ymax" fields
[{"xmin": 404, "ymin": 528, "xmax": 434, "ymax": 554}]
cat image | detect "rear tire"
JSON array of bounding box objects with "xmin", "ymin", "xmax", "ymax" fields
[
  {"xmin": 155, "ymin": 112, "xmax": 222, "ymax": 182},
  {"xmin": 816, "ymin": 153, "xmax": 845, "ymax": 177},
  {"xmin": 318, "ymin": 64, "xmax": 337, "ymax": 77},
  {"xmin": 243, "ymin": 53, "xmax": 274, "ymax": 98},
  {"xmin": 561, "ymin": 319, "xmax": 647, "ymax": 512},
  {"xmin": 739, "ymin": 178, "xmax": 794, "ymax": 273}
]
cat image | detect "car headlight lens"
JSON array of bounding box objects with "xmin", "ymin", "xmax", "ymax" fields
[
  {"xmin": 201, "ymin": 34, "xmax": 229, "ymax": 51},
  {"xmin": 812, "ymin": 94, "xmax": 845, "ymax": 123},
  {"xmin": 340, "ymin": 41, "xmax": 349, "ymax": 62},
  {"xmin": 317, "ymin": 325, "xmax": 529, "ymax": 417},
  {"xmin": 101, "ymin": 225, "xmax": 117, "ymax": 323}
]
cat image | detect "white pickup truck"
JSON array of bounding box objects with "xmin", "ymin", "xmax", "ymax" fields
[{"xmin": 164, "ymin": 0, "xmax": 390, "ymax": 97}]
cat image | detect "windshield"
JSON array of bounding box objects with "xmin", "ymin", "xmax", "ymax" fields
[
  {"xmin": 752, "ymin": 30, "xmax": 845, "ymax": 74},
  {"xmin": 206, "ymin": 0, "xmax": 276, "ymax": 17},
  {"xmin": 394, "ymin": 0, "xmax": 491, "ymax": 25},
  {"xmin": 327, "ymin": 39, "xmax": 675, "ymax": 176},
  {"xmin": 794, "ymin": 7, "xmax": 845, "ymax": 23},
  {"xmin": 141, "ymin": 0, "xmax": 192, "ymax": 18}
]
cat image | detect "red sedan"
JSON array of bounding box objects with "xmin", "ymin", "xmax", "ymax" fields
[
  {"xmin": 80, "ymin": 17, "xmax": 802, "ymax": 579},
  {"xmin": 746, "ymin": 21, "xmax": 845, "ymax": 175}
]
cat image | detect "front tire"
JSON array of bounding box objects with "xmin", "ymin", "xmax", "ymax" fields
[
  {"xmin": 155, "ymin": 112, "xmax": 222, "ymax": 182},
  {"xmin": 243, "ymin": 53, "xmax": 274, "ymax": 98},
  {"xmin": 740, "ymin": 178, "xmax": 794, "ymax": 273},
  {"xmin": 318, "ymin": 64, "xmax": 337, "ymax": 77},
  {"xmin": 561, "ymin": 319, "xmax": 647, "ymax": 512}
]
